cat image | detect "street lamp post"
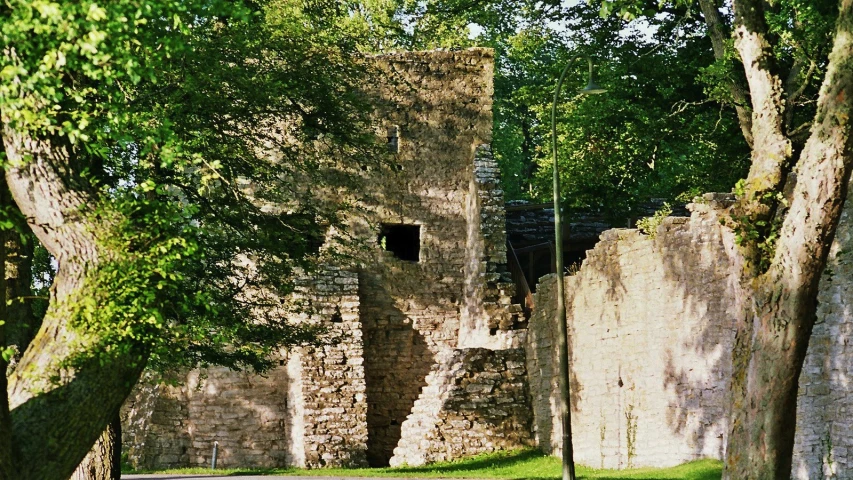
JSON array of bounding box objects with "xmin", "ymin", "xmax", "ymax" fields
[{"xmin": 551, "ymin": 57, "xmax": 606, "ymax": 480}]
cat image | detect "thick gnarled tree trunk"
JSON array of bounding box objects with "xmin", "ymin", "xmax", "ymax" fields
[
  {"xmin": 0, "ymin": 127, "xmax": 148, "ymax": 480},
  {"xmin": 723, "ymin": 0, "xmax": 853, "ymax": 478}
]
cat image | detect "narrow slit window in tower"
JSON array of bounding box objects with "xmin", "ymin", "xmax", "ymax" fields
[{"xmin": 387, "ymin": 125, "xmax": 400, "ymax": 153}]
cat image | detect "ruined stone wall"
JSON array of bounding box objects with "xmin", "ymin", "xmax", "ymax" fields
[
  {"xmin": 122, "ymin": 365, "xmax": 300, "ymax": 470},
  {"xmin": 390, "ymin": 348, "xmax": 534, "ymax": 466},
  {"xmin": 525, "ymin": 192, "xmax": 853, "ymax": 475},
  {"xmin": 295, "ymin": 269, "xmax": 368, "ymax": 468},
  {"xmin": 460, "ymin": 144, "xmax": 524, "ymax": 349},
  {"xmin": 123, "ymin": 268, "xmax": 367, "ymax": 469},
  {"xmin": 525, "ymin": 201, "xmax": 741, "ymax": 469},
  {"xmin": 123, "ymin": 49, "xmax": 531, "ymax": 470}
]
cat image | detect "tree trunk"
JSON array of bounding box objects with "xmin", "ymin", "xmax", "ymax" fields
[
  {"xmin": 723, "ymin": 0, "xmax": 853, "ymax": 478},
  {"xmin": 0, "ymin": 170, "xmax": 18, "ymax": 480},
  {"xmin": 732, "ymin": 0, "xmax": 792, "ymax": 203},
  {"xmin": 5, "ymin": 228, "xmax": 37, "ymax": 363},
  {"xmin": 0, "ymin": 125, "xmax": 148, "ymax": 480},
  {"xmin": 69, "ymin": 414, "xmax": 121, "ymax": 480}
]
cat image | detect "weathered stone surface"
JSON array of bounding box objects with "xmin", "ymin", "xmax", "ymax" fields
[
  {"xmin": 525, "ymin": 192, "xmax": 853, "ymax": 477},
  {"xmin": 348, "ymin": 49, "xmax": 525, "ymax": 466},
  {"xmin": 792, "ymin": 177, "xmax": 853, "ymax": 480},
  {"xmin": 122, "ymin": 47, "xmax": 853, "ymax": 476},
  {"xmin": 389, "ymin": 348, "xmax": 534, "ymax": 467},
  {"xmin": 123, "ymin": 267, "xmax": 366, "ymax": 469},
  {"xmin": 525, "ymin": 202, "xmax": 741, "ymax": 469}
]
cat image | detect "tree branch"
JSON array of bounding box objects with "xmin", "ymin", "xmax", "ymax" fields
[
  {"xmin": 772, "ymin": 0, "xmax": 853, "ymax": 293},
  {"xmin": 732, "ymin": 0, "xmax": 792, "ymax": 205},
  {"xmin": 699, "ymin": 0, "xmax": 755, "ymax": 148},
  {"xmin": 784, "ymin": 55, "xmax": 817, "ymax": 131}
]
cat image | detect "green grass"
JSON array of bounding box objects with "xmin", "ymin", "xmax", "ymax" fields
[{"xmin": 126, "ymin": 448, "xmax": 722, "ymax": 479}]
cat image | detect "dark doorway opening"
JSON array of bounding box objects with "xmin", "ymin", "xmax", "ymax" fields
[{"xmin": 378, "ymin": 224, "xmax": 420, "ymax": 262}]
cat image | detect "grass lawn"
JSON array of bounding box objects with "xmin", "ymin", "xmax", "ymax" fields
[{"xmin": 126, "ymin": 448, "xmax": 722, "ymax": 479}]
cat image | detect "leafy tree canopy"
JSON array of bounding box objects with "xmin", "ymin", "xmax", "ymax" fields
[
  {"xmin": 333, "ymin": 0, "xmax": 754, "ymax": 217},
  {"xmin": 1, "ymin": 0, "xmax": 375, "ymax": 374},
  {"xmin": 0, "ymin": 1, "xmax": 379, "ymax": 475}
]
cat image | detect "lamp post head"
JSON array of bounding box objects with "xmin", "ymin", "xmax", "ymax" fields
[
  {"xmin": 581, "ymin": 81, "xmax": 607, "ymax": 95},
  {"xmin": 580, "ymin": 58, "xmax": 607, "ymax": 95}
]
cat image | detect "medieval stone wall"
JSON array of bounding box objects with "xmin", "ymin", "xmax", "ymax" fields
[
  {"xmin": 526, "ymin": 190, "xmax": 853, "ymax": 476},
  {"xmin": 792, "ymin": 181, "xmax": 853, "ymax": 479},
  {"xmin": 460, "ymin": 144, "xmax": 524, "ymax": 348},
  {"xmin": 123, "ymin": 49, "xmax": 531, "ymax": 470},
  {"xmin": 122, "ymin": 47, "xmax": 853, "ymax": 474},
  {"xmin": 122, "ymin": 365, "xmax": 301, "ymax": 470},
  {"xmin": 122, "ymin": 267, "xmax": 366, "ymax": 469},
  {"xmin": 390, "ymin": 348, "xmax": 534, "ymax": 466},
  {"xmin": 525, "ymin": 200, "xmax": 741, "ymax": 469},
  {"xmin": 345, "ymin": 49, "xmax": 522, "ymax": 465}
]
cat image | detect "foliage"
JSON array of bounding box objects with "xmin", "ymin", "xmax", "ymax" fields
[
  {"xmin": 315, "ymin": 0, "xmax": 752, "ymax": 214},
  {"xmin": 30, "ymin": 239, "xmax": 54, "ymax": 321},
  {"xmin": 637, "ymin": 203, "xmax": 672, "ymax": 238},
  {"xmin": 0, "ymin": 0, "xmax": 376, "ymax": 374},
  {"xmin": 597, "ymin": 0, "xmax": 836, "ymax": 150},
  {"xmin": 525, "ymin": 3, "xmax": 750, "ymax": 218},
  {"xmin": 0, "ymin": 1, "xmax": 385, "ymax": 473},
  {"xmin": 725, "ymin": 180, "xmax": 787, "ymax": 272},
  {"xmin": 126, "ymin": 448, "xmax": 723, "ymax": 479}
]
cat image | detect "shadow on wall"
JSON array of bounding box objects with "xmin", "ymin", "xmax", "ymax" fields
[
  {"xmin": 527, "ymin": 201, "xmax": 741, "ymax": 469},
  {"xmin": 655, "ymin": 207, "xmax": 740, "ymax": 463},
  {"xmin": 360, "ymin": 273, "xmax": 435, "ymax": 467},
  {"xmin": 524, "ymin": 272, "xmax": 584, "ymax": 455},
  {"xmin": 791, "ymin": 176, "xmax": 853, "ymax": 479},
  {"xmin": 122, "ymin": 365, "xmax": 301, "ymax": 470},
  {"xmin": 352, "ymin": 51, "xmax": 495, "ymax": 467}
]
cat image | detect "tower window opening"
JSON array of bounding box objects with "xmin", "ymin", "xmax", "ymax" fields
[{"xmin": 378, "ymin": 224, "xmax": 420, "ymax": 262}]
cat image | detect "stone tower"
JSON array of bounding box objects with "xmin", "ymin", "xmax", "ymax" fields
[{"xmin": 122, "ymin": 48, "xmax": 534, "ymax": 470}]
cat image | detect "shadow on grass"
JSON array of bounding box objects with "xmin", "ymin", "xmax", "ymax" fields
[
  {"xmin": 125, "ymin": 449, "xmax": 722, "ymax": 480},
  {"xmin": 124, "ymin": 469, "xmax": 281, "ymax": 477},
  {"xmin": 388, "ymin": 449, "xmax": 546, "ymax": 474}
]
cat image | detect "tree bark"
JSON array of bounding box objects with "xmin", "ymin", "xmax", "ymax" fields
[
  {"xmin": 0, "ymin": 125, "xmax": 148, "ymax": 480},
  {"xmin": 0, "ymin": 170, "xmax": 18, "ymax": 480},
  {"xmin": 723, "ymin": 0, "xmax": 853, "ymax": 478},
  {"xmin": 69, "ymin": 414, "xmax": 121, "ymax": 480},
  {"xmin": 5, "ymin": 228, "xmax": 37, "ymax": 362},
  {"xmin": 733, "ymin": 0, "xmax": 793, "ymax": 203},
  {"xmin": 698, "ymin": 0, "xmax": 755, "ymax": 148}
]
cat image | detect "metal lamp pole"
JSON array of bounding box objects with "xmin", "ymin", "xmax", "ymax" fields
[{"xmin": 551, "ymin": 57, "xmax": 606, "ymax": 480}]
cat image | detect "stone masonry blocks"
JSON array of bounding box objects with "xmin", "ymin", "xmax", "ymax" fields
[
  {"xmin": 389, "ymin": 348, "xmax": 534, "ymax": 466},
  {"xmin": 526, "ymin": 190, "xmax": 853, "ymax": 477},
  {"xmin": 524, "ymin": 203, "xmax": 741, "ymax": 469}
]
